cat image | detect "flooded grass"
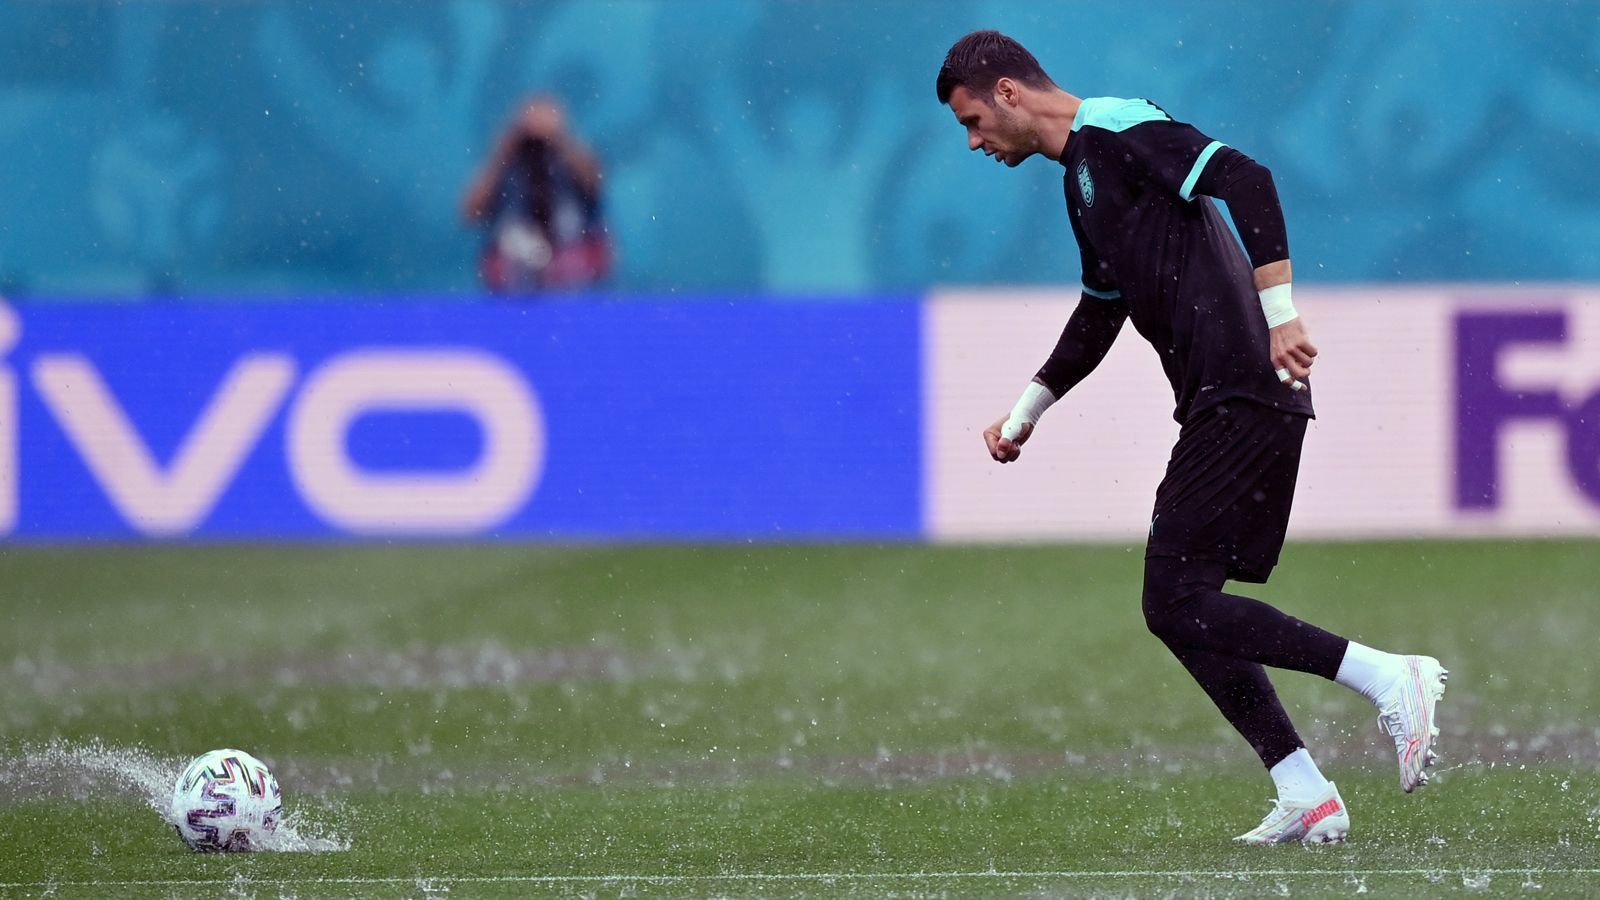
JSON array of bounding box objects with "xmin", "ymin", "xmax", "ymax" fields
[{"xmin": 1, "ymin": 540, "xmax": 1596, "ymax": 894}]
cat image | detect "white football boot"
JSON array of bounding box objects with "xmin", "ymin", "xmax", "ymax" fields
[
  {"xmin": 1375, "ymin": 655, "xmax": 1449, "ymax": 792},
  {"xmin": 1233, "ymin": 783, "xmax": 1349, "ymax": 845}
]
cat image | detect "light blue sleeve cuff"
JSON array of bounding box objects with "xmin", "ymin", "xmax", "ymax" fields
[
  {"xmin": 1082, "ymin": 285, "xmax": 1122, "ymax": 300},
  {"xmin": 1179, "ymin": 140, "xmax": 1226, "ymax": 201}
]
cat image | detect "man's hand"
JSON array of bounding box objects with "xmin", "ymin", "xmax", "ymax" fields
[
  {"xmin": 1269, "ymin": 317, "xmax": 1317, "ymax": 390},
  {"xmin": 983, "ymin": 415, "xmax": 1033, "ymax": 463}
]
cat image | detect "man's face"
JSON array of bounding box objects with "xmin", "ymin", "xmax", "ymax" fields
[
  {"xmin": 948, "ymin": 84, "xmax": 1032, "ymax": 168},
  {"xmin": 520, "ymin": 99, "xmax": 566, "ymax": 139}
]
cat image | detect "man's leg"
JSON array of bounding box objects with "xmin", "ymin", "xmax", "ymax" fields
[
  {"xmin": 1150, "ymin": 402, "xmax": 1448, "ymax": 801},
  {"xmin": 1143, "ymin": 554, "xmax": 1348, "ymax": 843},
  {"xmin": 1161, "ymin": 640, "xmax": 1303, "ymax": 768},
  {"xmin": 1142, "ymin": 555, "xmax": 1347, "ymax": 678},
  {"xmin": 1143, "ymin": 550, "xmax": 1448, "ymax": 799},
  {"xmin": 1142, "ymin": 555, "xmax": 1340, "ymax": 768}
]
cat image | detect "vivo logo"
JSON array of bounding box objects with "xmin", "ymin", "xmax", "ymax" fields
[
  {"xmin": 1455, "ymin": 309, "xmax": 1598, "ymax": 509},
  {"xmin": 0, "ymin": 303, "xmax": 544, "ymax": 536}
]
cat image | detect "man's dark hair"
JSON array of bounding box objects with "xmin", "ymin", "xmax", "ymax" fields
[{"xmin": 936, "ymin": 30, "xmax": 1055, "ymax": 105}]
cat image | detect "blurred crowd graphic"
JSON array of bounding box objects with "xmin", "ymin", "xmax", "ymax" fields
[{"xmin": 1, "ymin": 1, "xmax": 1597, "ymax": 298}]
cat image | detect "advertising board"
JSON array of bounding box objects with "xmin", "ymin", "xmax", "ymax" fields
[
  {"xmin": 0, "ymin": 300, "xmax": 921, "ymax": 540},
  {"xmin": 925, "ymin": 287, "xmax": 1600, "ymax": 541}
]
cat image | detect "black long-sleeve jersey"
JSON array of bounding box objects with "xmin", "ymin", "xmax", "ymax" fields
[{"xmin": 1050, "ymin": 96, "xmax": 1314, "ymax": 424}]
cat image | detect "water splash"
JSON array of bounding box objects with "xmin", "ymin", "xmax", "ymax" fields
[
  {"xmin": 260, "ymin": 805, "xmax": 350, "ymax": 853},
  {"xmin": 0, "ymin": 739, "xmax": 179, "ymax": 814},
  {"xmin": 0, "ymin": 739, "xmax": 348, "ymax": 852}
]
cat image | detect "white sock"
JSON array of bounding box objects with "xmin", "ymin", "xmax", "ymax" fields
[
  {"xmin": 1335, "ymin": 641, "xmax": 1404, "ymax": 705},
  {"xmin": 1270, "ymin": 748, "xmax": 1332, "ymax": 803}
]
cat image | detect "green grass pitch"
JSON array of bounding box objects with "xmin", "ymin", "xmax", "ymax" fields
[{"xmin": 2, "ymin": 540, "xmax": 1598, "ymax": 897}]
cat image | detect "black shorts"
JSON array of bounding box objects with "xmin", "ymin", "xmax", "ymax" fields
[{"xmin": 1145, "ymin": 400, "xmax": 1309, "ymax": 584}]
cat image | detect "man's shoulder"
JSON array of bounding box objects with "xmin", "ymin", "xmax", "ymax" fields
[{"xmin": 1073, "ymin": 97, "xmax": 1174, "ymax": 135}]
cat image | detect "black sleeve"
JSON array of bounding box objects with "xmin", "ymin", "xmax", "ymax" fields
[
  {"xmin": 1035, "ymin": 293, "xmax": 1129, "ymax": 396},
  {"xmin": 1192, "ymin": 146, "xmax": 1289, "ymax": 269}
]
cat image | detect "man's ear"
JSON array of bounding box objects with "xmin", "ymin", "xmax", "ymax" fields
[{"xmin": 994, "ymin": 77, "xmax": 1022, "ymax": 107}]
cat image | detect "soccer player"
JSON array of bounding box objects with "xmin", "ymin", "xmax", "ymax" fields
[{"xmin": 936, "ymin": 30, "xmax": 1449, "ymax": 844}]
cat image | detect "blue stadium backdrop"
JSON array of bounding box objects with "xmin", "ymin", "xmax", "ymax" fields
[
  {"xmin": 4, "ymin": 1, "xmax": 1599, "ymax": 543},
  {"xmin": 2, "ymin": 0, "xmax": 1598, "ymax": 298}
]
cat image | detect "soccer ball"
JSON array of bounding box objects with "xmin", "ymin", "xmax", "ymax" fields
[{"xmin": 170, "ymin": 749, "xmax": 282, "ymax": 852}]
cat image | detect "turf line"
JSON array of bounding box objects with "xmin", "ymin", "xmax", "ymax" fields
[{"xmin": 0, "ymin": 868, "xmax": 1589, "ymax": 888}]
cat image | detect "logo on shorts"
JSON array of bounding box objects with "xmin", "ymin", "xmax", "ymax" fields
[{"xmin": 1076, "ymin": 160, "xmax": 1095, "ymax": 207}]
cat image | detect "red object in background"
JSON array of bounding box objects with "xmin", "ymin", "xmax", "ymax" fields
[{"xmin": 480, "ymin": 234, "xmax": 612, "ymax": 295}]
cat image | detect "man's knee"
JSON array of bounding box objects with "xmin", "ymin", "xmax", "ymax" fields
[{"xmin": 1142, "ymin": 555, "xmax": 1227, "ymax": 641}]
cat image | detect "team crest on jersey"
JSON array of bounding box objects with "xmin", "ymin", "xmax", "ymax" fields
[{"xmin": 1076, "ymin": 160, "xmax": 1095, "ymax": 207}]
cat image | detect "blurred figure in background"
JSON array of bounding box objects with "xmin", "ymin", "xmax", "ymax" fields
[{"xmin": 462, "ymin": 96, "xmax": 611, "ymax": 294}]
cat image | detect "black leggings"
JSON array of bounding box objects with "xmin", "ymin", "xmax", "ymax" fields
[{"xmin": 1142, "ymin": 555, "xmax": 1348, "ymax": 768}]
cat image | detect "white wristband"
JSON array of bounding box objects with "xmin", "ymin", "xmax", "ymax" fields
[
  {"xmin": 1000, "ymin": 381, "xmax": 1057, "ymax": 441},
  {"xmin": 1259, "ymin": 282, "xmax": 1298, "ymax": 328}
]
